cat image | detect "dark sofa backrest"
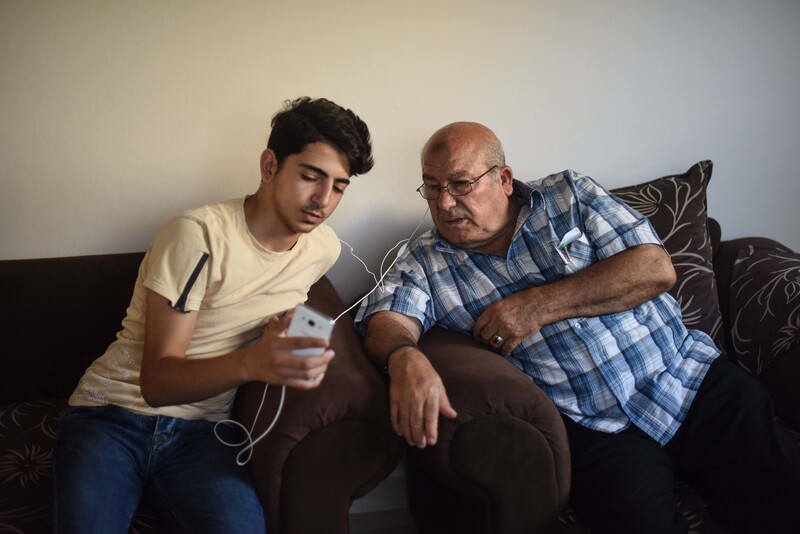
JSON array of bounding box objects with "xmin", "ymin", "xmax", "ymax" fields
[
  {"xmin": 0, "ymin": 252, "xmax": 145, "ymax": 404},
  {"xmin": 0, "ymin": 219, "xmax": 734, "ymax": 405}
]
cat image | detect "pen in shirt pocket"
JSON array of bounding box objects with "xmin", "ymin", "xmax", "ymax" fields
[{"xmin": 554, "ymin": 228, "xmax": 583, "ymax": 265}]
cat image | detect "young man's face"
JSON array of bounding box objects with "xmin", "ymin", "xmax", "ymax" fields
[{"xmin": 266, "ymin": 141, "xmax": 351, "ymax": 235}]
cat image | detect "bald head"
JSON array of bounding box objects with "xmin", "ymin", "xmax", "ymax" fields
[
  {"xmin": 418, "ymin": 122, "xmax": 517, "ymax": 255},
  {"xmin": 422, "ymin": 122, "xmax": 505, "ymax": 170}
]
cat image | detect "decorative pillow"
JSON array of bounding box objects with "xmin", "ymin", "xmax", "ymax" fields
[
  {"xmin": 729, "ymin": 245, "xmax": 800, "ymax": 374},
  {"xmin": 610, "ymin": 160, "xmax": 725, "ymax": 350}
]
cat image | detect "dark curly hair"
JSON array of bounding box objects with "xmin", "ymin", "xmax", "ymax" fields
[{"xmin": 267, "ymin": 97, "xmax": 374, "ymax": 176}]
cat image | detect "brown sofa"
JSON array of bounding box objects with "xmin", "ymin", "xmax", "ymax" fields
[
  {"xmin": 0, "ymin": 257, "xmax": 405, "ymax": 533},
  {"xmin": 2, "ymin": 161, "xmax": 798, "ymax": 534},
  {"xmin": 404, "ymin": 161, "xmax": 800, "ymax": 533}
]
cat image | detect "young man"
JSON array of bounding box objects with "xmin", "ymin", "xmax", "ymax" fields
[
  {"xmin": 52, "ymin": 97, "xmax": 374, "ymax": 532},
  {"xmin": 356, "ymin": 121, "xmax": 800, "ymax": 533}
]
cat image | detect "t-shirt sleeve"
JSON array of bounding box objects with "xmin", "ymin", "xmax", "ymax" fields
[
  {"xmin": 313, "ymin": 224, "xmax": 342, "ymax": 284},
  {"xmin": 143, "ymin": 216, "xmax": 211, "ymax": 312}
]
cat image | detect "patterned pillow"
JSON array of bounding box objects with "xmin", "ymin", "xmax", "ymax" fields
[
  {"xmin": 729, "ymin": 246, "xmax": 800, "ymax": 374},
  {"xmin": 610, "ymin": 160, "xmax": 725, "ymax": 350}
]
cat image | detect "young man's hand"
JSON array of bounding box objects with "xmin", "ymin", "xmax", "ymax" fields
[{"xmin": 248, "ymin": 313, "xmax": 334, "ymax": 389}]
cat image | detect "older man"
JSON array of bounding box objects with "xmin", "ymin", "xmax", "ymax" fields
[{"xmin": 355, "ymin": 122, "xmax": 800, "ymax": 533}]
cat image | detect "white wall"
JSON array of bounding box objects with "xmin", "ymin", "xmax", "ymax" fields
[{"xmin": 2, "ymin": 0, "xmax": 799, "ymax": 303}]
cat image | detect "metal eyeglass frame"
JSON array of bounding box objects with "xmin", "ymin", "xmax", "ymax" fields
[{"xmin": 416, "ymin": 165, "xmax": 498, "ymax": 200}]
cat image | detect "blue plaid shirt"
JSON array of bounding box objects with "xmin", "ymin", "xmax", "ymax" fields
[{"xmin": 355, "ymin": 170, "xmax": 720, "ymax": 445}]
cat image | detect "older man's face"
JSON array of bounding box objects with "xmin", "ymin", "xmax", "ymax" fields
[{"xmin": 421, "ymin": 139, "xmax": 514, "ymax": 253}]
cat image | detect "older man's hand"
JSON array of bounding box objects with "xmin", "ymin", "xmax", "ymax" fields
[
  {"xmin": 473, "ymin": 290, "xmax": 546, "ymax": 356},
  {"xmin": 387, "ymin": 347, "xmax": 458, "ymax": 448}
]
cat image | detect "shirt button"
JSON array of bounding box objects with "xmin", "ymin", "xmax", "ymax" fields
[{"xmin": 574, "ymin": 322, "xmax": 582, "ymax": 329}]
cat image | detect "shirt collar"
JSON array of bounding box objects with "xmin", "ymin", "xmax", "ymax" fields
[{"xmin": 511, "ymin": 178, "xmax": 544, "ymax": 210}]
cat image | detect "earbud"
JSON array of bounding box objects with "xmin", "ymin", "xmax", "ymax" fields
[{"xmin": 398, "ymin": 243, "xmax": 408, "ymax": 256}]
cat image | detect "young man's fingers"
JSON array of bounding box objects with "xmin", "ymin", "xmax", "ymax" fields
[
  {"xmin": 265, "ymin": 313, "xmax": 292, "ymax": 335},
  {"xmin": 278, "ymin": 335, "xmax": 330, "ymax": 352},
  {"xmin": 276, "ymin": 355, "xmax": 332, "ymax": 377},
  {"xmin": 274, "ymin": 348, "xmax": 334, "ymax": 369},
  {"xmin": 285, "ymin": 373, "xmax": 325, "ymax": 390}
]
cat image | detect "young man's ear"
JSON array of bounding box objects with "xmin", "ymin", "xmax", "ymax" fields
[{"xmin": 260, "ymin": 149, "xmax": 279, "ymax": 184}]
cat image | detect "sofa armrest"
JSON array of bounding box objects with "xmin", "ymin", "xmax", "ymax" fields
[
  {"xmin": 408, "ymin": 326, "xmax": 570, "ymax": 533},
  {"xmin": 233, "ymin": 276, "xmax": 405, "ymax": 534},
  {"xmin": 713, "ymin": 239, "xmax": 800, "ymax": 431},
  {"xmin": 713, "ymin": 236, "xmax": 789, "ymax": 339}
]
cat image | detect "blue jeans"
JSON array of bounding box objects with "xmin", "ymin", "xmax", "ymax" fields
[{"xmin": 52, "ymin": 404, "xmax": 266, "ymax": 534}]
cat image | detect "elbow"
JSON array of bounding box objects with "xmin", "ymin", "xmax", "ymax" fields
[
  {"xmin": 141, "ymin": 391, "xmax": 168, "ymax": 408},
  {"xmin": 655, "ymin": 250, "xmax": 677, "ymax": 294},
  {"xmin": 141, "ymin": 393, "xmax": 166, "ymax": 408},
  {"xmin": 636, "ymin": 244, "xmax": 677, "ymax": 296},
  {"xmin": 140, "ymin": 384, "xmax": 161, "ymax": 408},
  {"xmin": 659, "ymin": 267, "xmax": 677, "ymax": 294},
  {"xmin": 139, "ymin": 369, "xmax": 167, "ymax": 407}
]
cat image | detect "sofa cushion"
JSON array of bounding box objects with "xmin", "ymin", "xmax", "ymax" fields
[
  {"xmin": 729, "ymin": 245, "xmax": 800, "ymax": 431},
  {"xmin": 729, "ymin": 245, "xmax": 800, "ymax": 373},
  {"xmin": 0, "ymin": 399, "xmax": 166, "ymax": 533},
  {"xmin": 0, "ymin": 400, "xmax": 62, "ymax": 533},
  {"xmin": 610, "ymin": 160, "xmax": 725, "ymax": 351}
]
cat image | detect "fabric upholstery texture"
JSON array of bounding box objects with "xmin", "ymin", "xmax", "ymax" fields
[
  {"xmin": 0, "ymin": 400, "xmax": 62, "ymax": 531},
  {"xmin": 610, "ymin": 160, "xmax": 725, "ymax": 350},
  {"xmin": 4, "ymin": 160, "xmax": 799, "ymax": 533},
  {"xmin": 0, "ymin": 253, "xmax": 402, "ymax": 534},
  {"xmin": 729, "ymin": 246, "xmax": 800, "ymax": 374},
  {"xmin": 234, "ymin": 277, "xmax": 404, "ymax": 534},
  {"xmin": 729, "ymin": 245, "xmax": 800, "ymax": 430},
  {"xmin": 410, "ymin": 326, "xmax": 569, "ymax": 534},
  {"xmin": 0, "ymin": 253, "xmax": 145, "ymax": 404}
]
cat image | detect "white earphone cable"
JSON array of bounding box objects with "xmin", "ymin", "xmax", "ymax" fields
[{"xmin": 216, "ymin": 207, "xmax": 429, "ymax": 464}]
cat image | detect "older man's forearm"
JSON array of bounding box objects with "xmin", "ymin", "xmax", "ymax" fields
[
  {"xmin": 362, "ymin": 311, "xmax": 423, "ymax": 371},
  {"xmin": 536, "ymin": 243, "xmax": 676, "ymax": 324}
]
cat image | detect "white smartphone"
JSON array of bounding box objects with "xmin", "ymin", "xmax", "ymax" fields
[{"xmin": 286, "ymin": 304, "xmax": 335, "ymax": 357}]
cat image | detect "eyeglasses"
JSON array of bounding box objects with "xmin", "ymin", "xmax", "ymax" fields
[{"xmin": 416, "ymin": 166, "xmax": 498, "ymax": 200}]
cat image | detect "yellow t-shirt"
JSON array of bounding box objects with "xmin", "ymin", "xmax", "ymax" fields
[{"xmin": 69, "ymin": 197, "xmax": 340, "ymax": 421}]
